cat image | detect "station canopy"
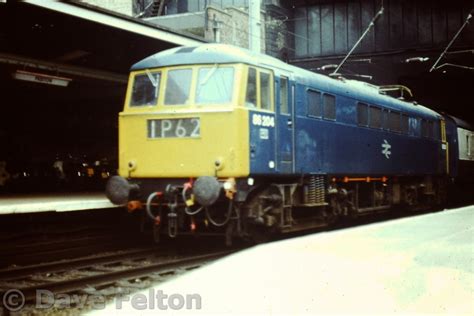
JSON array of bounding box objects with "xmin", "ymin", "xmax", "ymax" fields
[
  {"xmin": 0, "ymin": 0, "xmax": 205, "ymax": 85},
  {"xmin": 0, "ymin": 0, "xmax": 204, "ymax": 165}
]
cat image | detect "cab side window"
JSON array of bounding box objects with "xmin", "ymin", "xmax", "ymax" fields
[
  {"xmin": 280, "ymin": 77, "xmax": 289, "ymax": 114},
  {"xmin": 245, "ymin": 67, "xmax": 274, "ymax": 111},
  {"xmin": 245, "ymin": 68, "xmax": 257, "ymax": 108},
  {"xmin": 260, "ymin": 72, "xmax": 271, "ymax": 110}
]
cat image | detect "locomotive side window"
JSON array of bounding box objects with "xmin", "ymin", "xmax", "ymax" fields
[
  {"xmin": 382, "ymin": 109, "xmax": 389, "ymax": 130},
  {"xmin": 369, "ymin": 106, "xmax": 382, "ymax": 129},
  {"xmin": 323, "ymin": 94, "xmax": 336, "ymax": 120},
  {"xmin": 245, "ymin": 68, "xmax": 257, "ymax": 108},
  {"xmin": 421, "ymin": 119, "xmax": 433, "ymax": 138},
  {"xmin": 401, "ymin": 114, "xmax": 409, "ymax": 134},
  {"xmin": 260, "ymin": 72, "xmax": 272, "ymax": 111},
  {"xmin": 388, "ymin": 111, "xmax": 401, "ymax": 132},
  {"xmin": 421, "ymin": 119, "xmax": 427, "ymax": 137},
  {"xmin": 130, "ymin": 71, "xmax": 161, "ymax": 106},
  {"xmin": 357, "ymin": 102, "xmax": 368, "ymax": 126},
  {"xmin": 307, "ymin": 90, "xmax": 322, "ymax": 118},
  {"xmin": 196, "ymin": 66, "xmax": 234, "ymax": 104},
  {"xmin": 164, "ymin": 68, "xmax": 192, "ymax": 105},
  {"xmin": 280, "ymin": 77, "xmax": 289, "ymax": 114}
]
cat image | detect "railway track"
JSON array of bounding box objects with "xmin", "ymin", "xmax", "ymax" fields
[
  {"xmin": 0, "ymin": 207, "xmax": 150, "ymax": 268},
  {"xmin": 0, "ymin": 231, "xmax": 152, "ymax": 268},
  {"xmin": 0, "ymin": 246, "xmax": 237, "ymax": 313}
]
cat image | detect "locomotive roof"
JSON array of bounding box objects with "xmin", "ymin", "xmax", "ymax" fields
[
  {"xmin": 131, "ymin": 44, "xmax": 289, "ymax": 71},
  {"xmin": 132, "ymin": 44, "xmax": 441, "ymax": 120}
]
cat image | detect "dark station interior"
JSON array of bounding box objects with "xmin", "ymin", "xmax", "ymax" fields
[{"xmin": 0, "ymin": 1, "xmax": 202, "ymax": 191}]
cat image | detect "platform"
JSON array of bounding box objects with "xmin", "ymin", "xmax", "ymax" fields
[
  {"xmin": 0, "ymin": 193, "xmax": 120, "ymax": 214},
  {"xmin": 90, "ymin": 205, "xmax": 474, "ymax": 315}
]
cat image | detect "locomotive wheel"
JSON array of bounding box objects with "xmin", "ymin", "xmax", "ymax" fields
[
  {"xmin": 404, "ymin": 186, "xmax": 418, "ymax": 206},
  {"xmin": 327, "ymin": 196, "xmax": 336, "ymax": 224},
  {"xmin": 327, "ymin": 196, "xmax": 342, "ymax": 225},
  {"xmin": 247, "ymin": 224, "xmax": 273, "ymax": 244}
]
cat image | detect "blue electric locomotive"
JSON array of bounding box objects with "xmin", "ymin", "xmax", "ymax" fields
[{"xmin": 106, "ymin": 44, "xmax": 472, "ymax": 243}]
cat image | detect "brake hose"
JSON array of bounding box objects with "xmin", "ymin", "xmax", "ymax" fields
[
  {"xmin": 146, "ymin": 192, "xmax": 161, "ymax": 221},
  {"xmin": 205, "ymin": 200, "xmax": 234, "ymax": 227},
  {"xmin": 182, "ymin": 185, "xmax": 205, "ymax": 215}
]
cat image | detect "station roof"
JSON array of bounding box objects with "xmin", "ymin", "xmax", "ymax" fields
[
  {"xmin": 0, "ymin": 0, "xmax": 205, "ymax": 84},
  {"xmin": 0, "ymin": 0, "xmax": 206, "ymax": 160}
]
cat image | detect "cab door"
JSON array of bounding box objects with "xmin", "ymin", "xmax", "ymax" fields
[
  {"xmin": 440, "ymin": 119, "xmax": 449, "ymax": 174},
  {"xmin": 276, "ymin": 75, "xmax": 295, "ymax": 173}
]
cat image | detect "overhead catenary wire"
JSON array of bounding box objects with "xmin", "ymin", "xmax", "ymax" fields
[
  {"xmin": 330, "ymin": 0, "xmax": 384, "ymax": 76},
  {"xmin": 429, "ymin": 10, "xmax": 473, "ymax": 72},
  {"xmin": 434, "ymin": 63, "xmax": 474, "ymax": 71}
]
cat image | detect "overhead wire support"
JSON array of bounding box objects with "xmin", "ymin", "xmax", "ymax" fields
[
  {"xmin": 430, "ymin": 10, "xmax": 473, "ymax": 72},
  {"xmin": 330, "ymin": 1, "xmax": 384, "ymax": 77},
  {"xmin": 433, "ymin": 63, "xmax": 474, "ymax": 71}
]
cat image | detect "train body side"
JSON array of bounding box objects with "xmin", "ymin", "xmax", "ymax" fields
[
  {"xmin": 247, "ymin": 67, "xmax": 446, "ymax": 178},
  {"xmin": 294, "ymin": 87, "xmax": 443, "ymax": 176}
]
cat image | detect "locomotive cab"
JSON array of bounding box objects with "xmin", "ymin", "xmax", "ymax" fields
[
  {"xmin": 117, "ymin": 58, "xmax": 279, "ymax": 178},
  {"xmin": 106, "ymin": 45, "xmax": 284, "ymax": 242},
  {"xmin": 119, "ymin": 62, "xmax": 257, "ymax": 179}
]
